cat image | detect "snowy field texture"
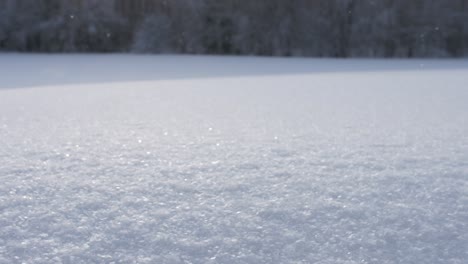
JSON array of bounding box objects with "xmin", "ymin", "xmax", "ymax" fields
[{"xmin": 1, "ymin": 54, "xmax": 468, "ymax": 264}]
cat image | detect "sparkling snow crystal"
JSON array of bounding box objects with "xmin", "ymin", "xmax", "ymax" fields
[{"xmin": 0, "ymin": 55, "xmax": 467, "ymax": 263}]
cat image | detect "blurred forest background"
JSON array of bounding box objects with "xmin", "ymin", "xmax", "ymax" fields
[{"xmin": 1, "ymin": 0, "xmax": 467, "ymax": 57}]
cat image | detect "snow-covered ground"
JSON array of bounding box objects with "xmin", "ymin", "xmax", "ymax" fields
[{"xmin": 1, "ymin": 54, "xmax": 468, "ymax": 263}]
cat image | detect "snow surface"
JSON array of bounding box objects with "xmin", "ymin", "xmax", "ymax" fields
[{"xmin": 1, "ymin": 54, "xmax": 468, "ymax": 263}]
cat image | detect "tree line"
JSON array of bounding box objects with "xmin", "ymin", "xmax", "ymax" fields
[{"xmin": 1, "ymin": 0, "xmax": 467, "ymax": 57}]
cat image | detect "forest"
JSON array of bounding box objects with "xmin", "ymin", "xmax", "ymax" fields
[{"xmin": 1, "ymin": 0, "xmax": 467, "ymax": 57}]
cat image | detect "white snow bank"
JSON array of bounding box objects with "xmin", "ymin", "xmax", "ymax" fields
[{"xmin": 0, "ymin": 55, "xmax": 467, "ymax": 263}]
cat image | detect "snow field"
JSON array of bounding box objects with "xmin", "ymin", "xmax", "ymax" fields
[{"xmin": 0, "ymin": 55, "xmax": 468, "ymax": 263}]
